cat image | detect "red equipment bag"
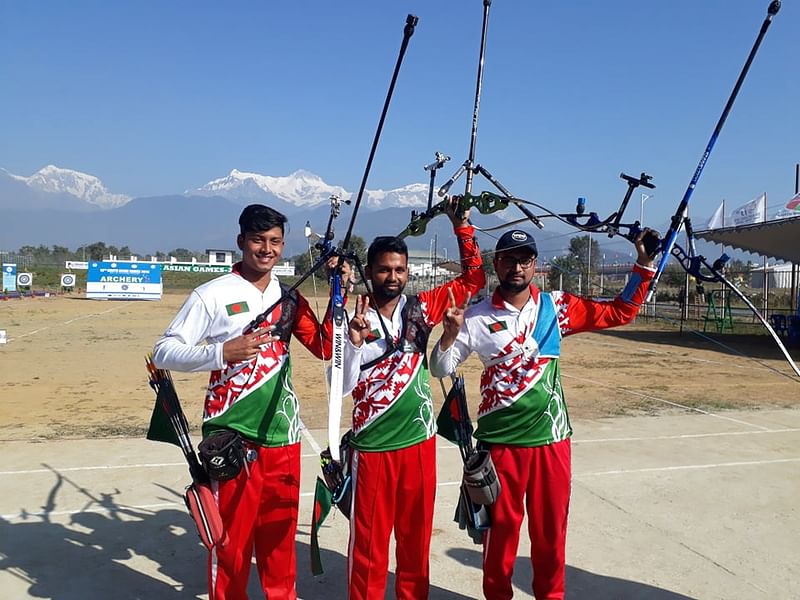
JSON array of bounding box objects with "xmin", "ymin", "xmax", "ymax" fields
[{"xmin": 183, "ymin": 481, "xmax": 228, "ymax": 551}]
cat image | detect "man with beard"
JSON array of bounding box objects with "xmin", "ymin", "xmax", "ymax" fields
[
  {"xmin": 429, "ymin": 228, "xmax": 658, "ymax": 600},
  {"xmin": 153, "ymin": 204, "xmax": 339, "ymax": 600},
  {"xmin": 342, "ymin": 197, "xmax": 486, "ymax": 600}
]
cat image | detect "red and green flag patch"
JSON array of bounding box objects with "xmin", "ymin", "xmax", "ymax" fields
[
  {"xmin": 225, "ymin": 301, "xmax": 250, "ymax": 316},
  {"xmin": 365, "ymin": 328, "xmax": 382, "ymax": 344},
  {"xmin": 486, "ymin": 320, "xmax": 508, "ymax": 334}
]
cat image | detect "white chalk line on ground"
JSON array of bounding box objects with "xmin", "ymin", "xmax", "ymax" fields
[
  {"xmin": 0, "ymin": 462, "xmax": 186, "ymax": 476},
  {"xmin": 5, "ymin": 456, "xmax": 798, "ymax": 522},
  {"xmin": 5, "ymin": 425, "xmax": 798, "ymax": 475},
  {"xmin": 0, "ymin": 480, "xmax": 462, "ymax": 522},
  {"xmin": 561, "ymin": 372, "xmax": 772, "ymax": 431},
  {"xmin": 6, "ymin": 305, "xmax": 125, "ymax": 342},
  {"xmin": 575, "ymin": 457, "xmax": 800, "ymax": 477},
  {"xmin": 300, "ymin": 421, "xmax": 322, "ymax": 455},
  {"xmin": 573, "ymin": 427, "xmax": 800, "ymax": 444}
]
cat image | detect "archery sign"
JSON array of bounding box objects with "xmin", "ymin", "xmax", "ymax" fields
[
  {"xmin": 86, "ymin": 261, "xmax": 162, "ymax": 300},
  {"xmin": 2, "ymin": 264, "xmax": 16, "ymax": 292}
]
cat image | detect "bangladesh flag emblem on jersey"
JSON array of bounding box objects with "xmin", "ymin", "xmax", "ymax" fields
[
  {"xmin": 486, "ymin": 320, "xmax": 507, "ymax": 334},
  {"xmin": 226, "ymin": 301, "xmax": 250, "ymax": 316}
]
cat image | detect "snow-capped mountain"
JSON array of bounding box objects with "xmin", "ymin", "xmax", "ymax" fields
[
  {"xmin": 191, "ymin": 169, "xmax": 350, "ymax": 207},
  {"xmin": 7, "ymin": 165, "xmax": 131, "ymax": 209},
  {"xmin": 190, "ymin": 168, "xmax": 429, "ymax": 210},
  {"xmin": 362, "ymin": 182, "xmax": 429, "ymax": 209}
]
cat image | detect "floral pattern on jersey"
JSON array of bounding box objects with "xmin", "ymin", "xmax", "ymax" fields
[
  {"xmin": 478, "ymin": 334, "xmax": 550, "ymax": 417},
  {"xmin": 412, "ymin": 375, "xmax": 435, "ymax": 437},
  {"xmin": 204, "ymin": 309, "xmax": 286, "ymax": 420},
  {"xmin": 540, "ymin": 363, "xmax": 569, "ymax": 441},
  {"xmin": 351, "ymin": 350, "xmax": 423, "ymax": 434},
  {"xmin": 550, "ymin": 291, "xmax": 573, "ymax": 335},
  {"xmin": 275, "ymin": 366, "xmax": 301, "ymax": 443}
]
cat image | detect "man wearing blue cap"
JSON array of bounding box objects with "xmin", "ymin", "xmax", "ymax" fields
[{"xmin": 430, "ymin": 228, "xmax": 658, "ymax": 600}]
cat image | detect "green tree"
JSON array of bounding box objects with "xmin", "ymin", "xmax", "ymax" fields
[
  {"xmin": 51, "ymin": 245, "xmax": 71, "ymax": 265},
  {"xmin": 547, "ymin": 255, "xmax": 581, "ymax": 292},
  {"xmin": 84, "ymin": 242, "xmax": 108, "ymax": 260},
  {"xmin": 348, "ymin": 234, "xmax": 368, "ymax": 267},
  {"xmin": 568, "ymin": 235, "xmax": 600, "ymax": 271}
]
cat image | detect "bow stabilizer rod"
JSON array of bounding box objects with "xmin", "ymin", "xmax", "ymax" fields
[
  {"xmin": 437, "ymin": 0, "xmax": 543, "ymax": 230},
  {"xmin": 646, "ymin": 0, "xmax": 781, "ymax": 302},
  {"xmin": 338, "ymin": 14, "xmax": 418, "ymax": 254}
]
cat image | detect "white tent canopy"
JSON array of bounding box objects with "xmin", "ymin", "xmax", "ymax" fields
[{"xmin": 694, "ymin": 216, "xmax": 800, "ymax": 263}]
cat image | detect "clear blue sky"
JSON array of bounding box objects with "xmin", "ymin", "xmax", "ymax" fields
[{"xmin": 1, "ymin": 1, "xmax": 797, "ymax": 240}]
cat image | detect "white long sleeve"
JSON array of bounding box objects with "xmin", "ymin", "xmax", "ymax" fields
[
  {"xmin": 152, "ymin": 290, "xmax": 224, "ymax": 372},
  {"xmin": 429, "ymin": 330, "xmax": 472, "ymax": 378}
]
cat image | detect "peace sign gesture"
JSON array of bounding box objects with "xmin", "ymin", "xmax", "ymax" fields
[
  {"xmin": 348, "ymin": 295, "xmax": 372, "ymax": 347},
  {"xmin": 441, "ymin": 288, "xmax": 470, "ymax": 350}
]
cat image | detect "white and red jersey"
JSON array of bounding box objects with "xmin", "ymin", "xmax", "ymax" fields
[
  {"xmin": 153, "ymin": 263, "xmax": 331, "ymax": 446},
  {"xmin": 342, "ymin": 225, "xmax": 485, "ymax": 452},
  {"xmin": 430, "ymin": 262, "xmax": 655, "ymax": 447}
]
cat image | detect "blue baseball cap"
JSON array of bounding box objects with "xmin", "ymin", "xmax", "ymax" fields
[{"xmin": 495, "ymin": 230, "xmax": 538, "ymax": 257}]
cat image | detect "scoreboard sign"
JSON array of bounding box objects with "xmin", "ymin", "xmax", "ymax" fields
[{"xmin": 86, "ymin": 261, "xmax": 162, "ymax": 300}]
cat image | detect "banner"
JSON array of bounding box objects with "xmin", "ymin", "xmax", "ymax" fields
[
  {"xmin": 706, "ymin": 201, "xmax": 725, "ymax": 229},
  {"xmin": 86, "ymin": 261, "xmax": 162, "ymax": 300},
  {"xmin": 731, "ymin": 193, "xmax": 766, "ymax": 227},
  {"xmin": 2, "ymin": 264, "xmax": 17, "ymax": 292},
  {"xmin": 162, "ymin": 263, "xmax": 232, "ymax": 273}
]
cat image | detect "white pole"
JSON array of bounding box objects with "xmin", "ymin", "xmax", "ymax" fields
[
  {"xmin": 640, "ymin": 193, "xmax": 652, "ymax": 224},
  {"xmin": 587, "ymin": 237, "xmax": 592, "ymax": 297}
]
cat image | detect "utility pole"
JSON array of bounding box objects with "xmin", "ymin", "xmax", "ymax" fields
[
  {"xmin": 640, "ymin": 193, "xmax": 653, "ymax": 224},
  {"xmin": 587, "ymin": 236, "xmax": 592, "ymax": 297}
]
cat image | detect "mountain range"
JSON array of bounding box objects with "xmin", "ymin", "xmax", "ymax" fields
[{"xmin": 0, "ymin": 165, "xmax": 576, "ymax": 258}]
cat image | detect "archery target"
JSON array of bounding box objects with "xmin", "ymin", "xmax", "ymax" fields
[
  {"xmin": 17, "ymin": 272, "xmax": 33, "ymax": 287},
  {"xmin": 61, "ymin": 273, "xmax": 76, "ymax": 288}
]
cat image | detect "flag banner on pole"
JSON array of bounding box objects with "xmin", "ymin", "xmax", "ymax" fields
[
  {"xmin": 310, "ymin": 476, "xmax": 333, "ymax": 575},
  {"xmin": 785, "ymin": 192, "xmax": 800, "ymax": 213},
  {"xmin": 731, "ymin": 193, "xmax": 766, "ymax": 226},
  {"xmin": 706, "ymin": 201, "xmax": 725, "ymax": 229}
]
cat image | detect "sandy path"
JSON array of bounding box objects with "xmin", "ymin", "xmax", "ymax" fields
[{"xmin": 1, "ymin": 293, "xmax": 797, "ymax": 442}]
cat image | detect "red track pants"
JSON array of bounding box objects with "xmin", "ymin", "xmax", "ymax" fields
[
  {"xmin": 348, "ymin": 436, "xmax": 437, "ymax": 600},
  {"xmin": 483, "ymin": 438, "xmax": 571, "ymax": 600},
  {"xmin": 209, "ymin": 442, "xmax": 301, "ymax": 600}
]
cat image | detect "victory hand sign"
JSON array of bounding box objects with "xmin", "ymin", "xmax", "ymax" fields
[
  {"xmin": 348, "ymin": 295, "xmax": 372, "ymax": 347},
  {"xmin": 440, "ymin": 288, "xmax": 470, "ymax": 351}
]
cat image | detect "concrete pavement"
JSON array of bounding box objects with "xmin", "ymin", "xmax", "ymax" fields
[{"xmin": 1, "ymin": 408, "xmax": 798, "ymax": 599}]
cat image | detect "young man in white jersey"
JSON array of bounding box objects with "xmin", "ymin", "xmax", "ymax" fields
[
  {"xmin": 342, "ymin": 198, "xmax": 485, "ymax": 600},
  {"xmin": 430, "ymin": 228, "xmax": 657, "ymax": 600},
  {"xmin": 153, "ymin": 204, "xmax": 335, "ymax": 600}
]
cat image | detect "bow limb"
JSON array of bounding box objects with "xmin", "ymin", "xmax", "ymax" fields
[
  {"xmin": 326, "ymin": 269, "xmax": 347, "ymax": 460},
  {"xmin": 672, "ymin": 243, "xmax": 800, "ymax": 380}
]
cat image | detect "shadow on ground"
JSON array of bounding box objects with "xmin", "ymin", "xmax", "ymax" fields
[
  {"xmin": 0, "ymin": 466, "xmax": 473, "ymax": 599},
  {"xmin": 447, "ymin": 547, "xmax": 697, "ymax": 600}
]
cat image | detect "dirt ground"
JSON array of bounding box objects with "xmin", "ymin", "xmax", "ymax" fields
[{"xmin": 1, "ymin": 293, "xmax": 798, "ymax": 442}]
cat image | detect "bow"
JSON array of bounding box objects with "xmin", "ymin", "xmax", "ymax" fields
[
  {"xmin": 643, "ymin": 0, "xmax": 797, "ymax": 378},
  {"xmin": 398, "ymin": 190, "xmax": 513, "ymax": 239},
  {"xmin": 398, "ymin": 171, "xmax": 661, "ymax": 256}
]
